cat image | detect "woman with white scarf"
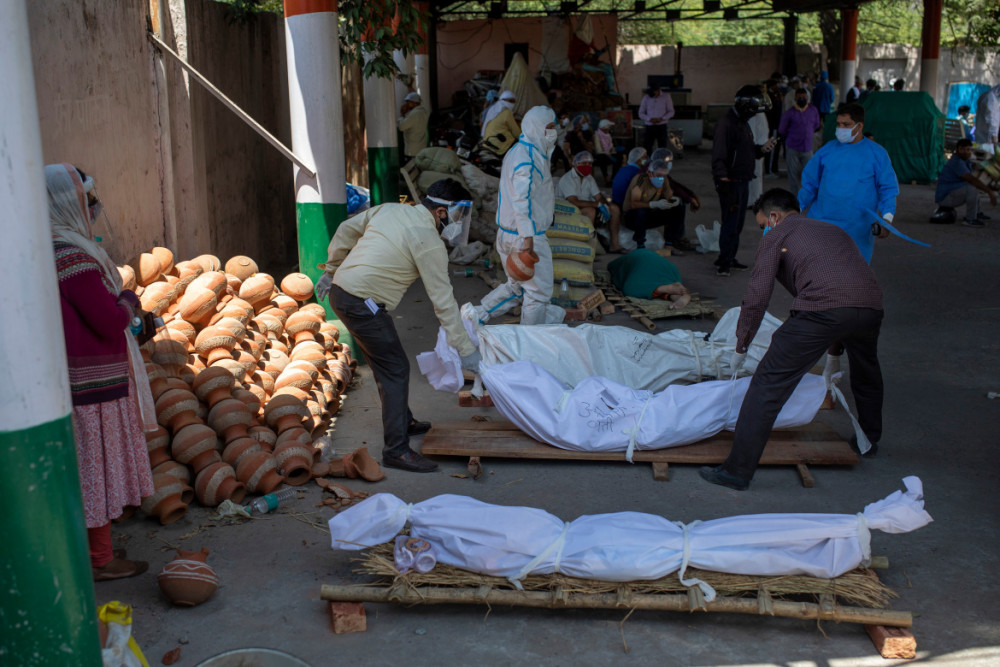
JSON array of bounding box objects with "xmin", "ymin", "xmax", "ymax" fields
[{"xmin": 46, "ymin": 163, "xmax": 155, "ymax": 581}]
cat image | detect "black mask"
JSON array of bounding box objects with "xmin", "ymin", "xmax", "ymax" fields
[{"xmin": 796, "ymin": 98, "xmax": 808, "ymax": 108}]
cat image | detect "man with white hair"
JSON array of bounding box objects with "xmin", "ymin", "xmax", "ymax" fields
[{"xmin": 398, "ymin": 92, "xmax": 428, "ymax": 160}]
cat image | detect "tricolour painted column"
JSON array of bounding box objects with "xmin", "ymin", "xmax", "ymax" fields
[
  {"xmin": 393, "ymin": 49, "xmax": 414, "ymax": 110},
  {"xmin": 284, "ymin": 0, "xmax": 348, "ymax": 322},
  {"xmin": 919, "ymin": 0, "xmax": 942, "ymax": 107},
  {"xmin": 414, "ymin": 2, "xmax": 432, "ymax": 113},
  {"xmin": 1, "ymin": 2, "xmax": 101, "ymax": 664},
  {"xmin": 839, "ymin": 7, "xmax": 859, "ymax": 104},
  {"xmin": 364, "ymin": 23, "xmax": 401, "ymax": 204}
]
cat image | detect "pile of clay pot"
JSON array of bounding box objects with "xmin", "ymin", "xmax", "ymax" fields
[{"xmin": 125, "ymin": 248, "xmax": 359, "ymax": 525}]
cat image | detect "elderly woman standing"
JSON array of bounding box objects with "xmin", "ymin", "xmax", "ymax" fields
[{"xmin": 46, "ymin": 163, "xmax": 155, "ymax": 581}]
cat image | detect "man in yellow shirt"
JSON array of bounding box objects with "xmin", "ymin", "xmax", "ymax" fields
[
  {"xmin": 315, "ymin": 179, "xmax": 480, "ymax": 472},
  {"xmin": 397, "ymin": 92, "xmax": 429, "ymax": 160}
]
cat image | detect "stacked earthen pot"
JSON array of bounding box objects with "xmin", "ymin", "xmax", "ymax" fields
[{"xmin": 126, "ymin": 249, "xmax": 356, "ymax": 524}]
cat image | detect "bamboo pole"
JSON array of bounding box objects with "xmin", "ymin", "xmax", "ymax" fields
[{"xmin": 320, "ymin": 584, "xmax": 912, "ymax": 627}]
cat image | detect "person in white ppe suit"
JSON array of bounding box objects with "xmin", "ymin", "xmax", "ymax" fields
[
  {"xmin": 974, "ymin": 84, "xmax": 1000, "ymax": 155},
  {"xmin": 471, "ymin": 106, "xmax": 565, "ymax": 326}
]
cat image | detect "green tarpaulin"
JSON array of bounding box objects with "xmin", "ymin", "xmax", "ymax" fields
[{"xmin": 822, "ymin": 91, "xmax": 945, "ymax": 185}]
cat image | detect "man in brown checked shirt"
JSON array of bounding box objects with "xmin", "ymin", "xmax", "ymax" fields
[{"xmin": 701, "ymin": 188, "xmax": 884, "ymax": 491}]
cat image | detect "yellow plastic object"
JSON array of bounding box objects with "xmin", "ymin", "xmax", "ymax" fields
[{"xmin": 97, "ymin": 601, "xmax": 150, "ymax": 667}]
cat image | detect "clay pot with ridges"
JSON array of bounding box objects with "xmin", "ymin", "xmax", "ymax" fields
[
  {"xmin": 140, "ymin": 474, "xmax": 188, "ymax": 525},
  {"xmin": 146, "ymin": 363, "xmax": 170, "ymax": 400},
  {"xmin": 165, "ymin": 319, "xmax": 197, "ymax": 350},
  {"xmin": 151, "ymin": 246, "xmax": 174, "ymax": 275},
  {"xmin": 225, "ymin": 255, "xmax": 258, "ymax": 282},
  {"xmin": 240, "ymin": 274, "xmax": 275, "ymax": 310},
  {"xmin": 194, "ymin": 461, "xmax": 245, "ymax": 506},
  {"xmin": 253, "ymin": 313, "xmax": 284, "ymax": 341},
  {"xmin": 158, "ymin": 548, "xmax": 218, "ymax": 607},
  {"xmin": 131, "ymin": 252, "xmax": 161, "ymax": 286},
  {"xmin": 139, "ymin": 281, "xmax": 173, "ymax": 316},
  {"xmin": 207, "ymin": 398, "xmax": 252, "ymax": 444},
  {"xmin": 272, "ymin": 440, "xmax": 314, "ymax": 486},
  {"xmin": 171, "ymin": 423, "xmax": 221, "ymax": 473},
  {"xmin": 260, "ymin": 349, "xmax": 289, "ymax": 381},
  {"xmin": 178, "ymin": 286, "xmax": 218, "ymax": 325},
  {"xmin": 290, "ymin": 341, "xmax": 326, "ymax": 368},
  {"xmin": 118, "ymin": 264, "xmax": 137, "ymax": 291},
  {"xmin": 284, "ymin": 311, "xmax": 322, "ymax": 345},
  {"xmin": 280, "ymin": 273, "xmax": 314, "ymax": 302},
  {"xmin": 195, "ymin": 326, "xmax": 237, "ymax": 366},
  {"xmin": 152, "ymin": 334, "xmax": 189, "ymax": 379},
  {"xmin": 274, "ymin": 367, "xmax": 314, "ymax": 394},
  {"xmin": 221, "ymin": 436, "xmax": 262, "ymax": 467},
  {"xmin": 232, "ymin": 387, "xmax": 261, "ymax": 419},
  {"xmin": 270, "ymin": 294, "xmax": 298, "ymax": 319},
  {"xmin": 214, "ymin": 316, "xmax": 247, "ymax": 341},
  {"xmin": 155, "ymin": 388, "xmax": 201, "ymax": 433},
  {"xmin": 145, "ymin": 426, "xmax": 172, "ymax": 468},
  {"xmin": 189, "ymin": 269, "xmax": 227, "ymax": 297},
  {"xmin": 263, "ymin": 394, "xmax": 309, "ymax": 434},
  {"xmin": 152, "ymin": 459, "xmax": 191, "ymax": 485},
  {"xmin": 192, "ymin": 366, "xmax": 236, "ymax": 408},
  {"xmin": 173, "ymin": 260, "xmax": 203, "ymax": 292},
  {"xmin": 248, "ymin": 425, "xmax": 277, "ymax": 452},
  {"xmin": 235, "ymin": 452, "xmax": 284, "ymax": 494}
]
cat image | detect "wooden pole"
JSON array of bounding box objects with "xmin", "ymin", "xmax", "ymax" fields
[{"xmin": 320, "ymin": 584, "xmax": 913, "ymax": 627}]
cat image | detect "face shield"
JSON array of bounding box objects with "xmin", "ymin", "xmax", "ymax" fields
[
  {"xmin": 428, "ymin": 196, "xmax": 473, "ymax": 246},
  {"xmin": 81, "ymin": 175, "xmax": 114, "ymax": 244}
]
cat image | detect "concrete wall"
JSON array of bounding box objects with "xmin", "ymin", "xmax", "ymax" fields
[
  {"xmin": 28, "ymin": 2, "xmax": 165, "ymax": 266},
  {"xmin": 436, "ymin": 15, "xmax": 619, "ymax": 106}
]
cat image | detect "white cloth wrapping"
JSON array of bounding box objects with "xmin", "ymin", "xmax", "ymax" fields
[
  {"xmin": 480, "ymin": 360, "xmax": 826, "ymax": 456},
  {"xmin": 328, "ymin": 478, "xmax": 932, "ymax": 598},
  {"xmin": 415, "ymin": 319, "xmax": 480, "ymax": 394}
]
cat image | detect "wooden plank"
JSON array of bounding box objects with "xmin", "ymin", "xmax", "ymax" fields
[
  {"xmin": 651, "ymin": 461, "xmax": 670, "ymax": 481},
  {"xmin": 865, "ymin": 625, "xmax": 917, "ymax": 659},
  {"xmin": 576, "ymin": 289, "xmax": 606, "ymax": 312},
  {"xmin": 457, "ymin": 391, "xmax": 493, "ymax": 407},
  {"xmin": 796, "ymin": 463, "xmax": 816, "ymax": 488}
]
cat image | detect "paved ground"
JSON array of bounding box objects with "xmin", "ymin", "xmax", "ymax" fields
[{"xmin": 101, "ymin": 143, "xmax": 1000, "ymax": 666}]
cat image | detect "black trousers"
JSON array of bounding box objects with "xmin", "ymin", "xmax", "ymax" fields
[
  {"xmin": 723, "ymin": 307, "xmax": 884, "ymax": 481},
  {"xmin": 594, "ymin": 153, "xmax": 616, "ymax": 185},
  {"xmin": 328, "ymin": 284, "xmax": 413, "ymax": 458},
  {"xmin": 715, "ymin": 179, "xmax": 749, "ymax": 270},
  {"xmin": 623, "ymin": 205, "xmax": 686, "ymax": 247},
  {"xmin": 551, "ymin": 145, "xmax": 571, "ymax": 173},
  {"xmin": 644, "ymin": 124, "xmax": 668, "ymax": 152}
]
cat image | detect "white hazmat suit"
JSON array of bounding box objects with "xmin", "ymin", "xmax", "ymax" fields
[
  {"xmin": 974, "ymin": 84, "xmax": 1000, "ymax": 155},
  {"xmin": 475, "ymin": 106, "xmax": 565, "ymax": 325}
]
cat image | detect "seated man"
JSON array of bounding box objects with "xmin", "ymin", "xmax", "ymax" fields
[
  {"xmin": 622, "ymin": 155, "xmax": 697, "ymax": 252},
  {"xmin": 612, "ymin": 147, "xmax": 647, "ymax": 207},
  {"xmin": 557, "ymin": 151, "xmax": 625, "ymax": 253},
  {"xmin": 480, "ymin": 91, "xmax": 521, "ymax": 157},
  {"xmin": 934, "ymin": 138, "xmax": 996, "ymax": 227},
  {"xmin": 608, "ymin": 248, "xmax": 690, "ymax": 310}
]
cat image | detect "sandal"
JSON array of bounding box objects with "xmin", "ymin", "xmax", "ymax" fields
[{"xmin": 92, "ymin": 557, "xmax": 149, "ymax": 582}]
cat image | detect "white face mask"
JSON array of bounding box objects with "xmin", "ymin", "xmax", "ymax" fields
[
  {"xmin": 835, "ymin": 125, "xmax": 857, "ymax": 143},
  {"xmin": 544, "ymin": 128, "xmax": 558, "ymax": 146},
  {"xmin": 440, "ymin": 221, "xmax": 464, "ymax": 246}
]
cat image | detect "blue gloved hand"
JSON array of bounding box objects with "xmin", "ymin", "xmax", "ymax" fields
[
  {"xmin": 598, "ymin": 203, "xmax": 610, "ymax": 221},
  {"xmin": 460, "ymin": 350, "xmax": 482, "ymax": 373},
  {"xmin": 315, "ymin": 272, "xmax": 333, "ymax": 302}
]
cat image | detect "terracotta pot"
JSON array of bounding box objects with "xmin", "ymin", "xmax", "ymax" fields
[
  {"xmin": 158, "ymin": 548, "xmax": 218, "ymax": 607},
  {"xmin": 269, "ymin": 338, "xmax": 289, "ymax": 355},
  {"xmin": 272, "ymin": 441, "xmax": 314, "ymax": 486},
  {"xmin": 224, "ymin": 273, "xmax": 242, "ymax": 295},
  {"xmin": 146, "ymin": 363, "xmax": 170, "ymax": 400},
  {"xmin": 189, "ymin": 270, "xmax": 227, "ymax": 297},
  {"xmin": 284, "ymin": 311, "xmax": 322, "ymax": 345},
  {"xmin": 192, "ymin": 366, "xmax": 236, "ymax": 408},
  {"xmin": 279, "ymin": 272, "xmax": 314, "ymax": 302},
  {"xmin": 261, "ymin": 349, "xmax": 290, "ymax": 381},
  {"xmin": 140, "ymin": 474, "xmax": 188, "ymax": 524},
  {"xmin": 140, "ymin": 281, "xmax": 174, "ymax": 316},
  {"xmin": 240, "ymin": 274, "xmax": 275, "ymax": 310},
  {"xmin": 178, "ymin": 286, "xmax": 217, "ymax": 325},
  {"xmin": 214, "ymin": 316, "xmax": 247, "ymax": 341},
  {"xmin": 131, "ymin": 252, "xmax": 161, "ymax": 286},
  {"xmin": 274, "ymin": 367, "xmax": 314, "ymax": 394},
  {"xmin": 318, "ymin": 321, "xmax": 340, "ymax": 343},
  {"xmin": 247, "ymin": 425, "xmax": 277, "ymax": 452},
  {"xmin": 155, "ymin": 388, "xmax": 202, "ymax": 433},
  {"xmin": 250, "ymin": 370, "xmax": 276, "ymax": 394},
  {"xmin": 195, "ymin": 326, "xmax": 237, "ymax": 365},
  {"xmin": 207, "ymin": 398, "xmax": 252, "ymax": 444},
  {"xmin": 342, "ymin": 447, "xmax": 385, "ymax": 482},
  {"xmin": 224, "ymin": 255, "xmax": 258, "ymax": 282},
  {"xmin": 263, "ymin": 394, "xmax": 309, "ymax": 434},
  {"xmin": 171, "ymin": 423, "xmax": 221, "ymax": 473},
  {"xmin": 270, "ymin": 294, "xmax": 298, "ymax": 320},
  {"xmin": 152, "ymin": 459, "xmax": 191, "ymax": 486},
  {"xmin": 195, "ymin": 461, "xmax": 246, "ymax": 506},
  {"xmin": 165, "ymin": 319, "xmax": 197, "ymax": 349},
  {"xmin": 232, "ymin": 349, "xmax": 257, "ymax": 381},
  {"xmin": 216, "ymin": 302, "xmax": 251, "ymax": 327},
  {"xmin": 290, "ymin": 342, "xmax": 327, "ymax": 370},
  {"xmin": 118, "ymin": 264, "xmax": 137, "ymax": 291},
  {"xmin": 173, "ymin": 260, "xmax": 203, "ymax": 292},
  {"xmin": 245, "ymin": 383, "xmax": 268, "ymax": 411},
  {"xmin": 145, "ymin": 426, "xmax": 172, "ymax": 468},
  {"xmin": 327, "ymin": 360, "xmax": 352, "ymax": 394},
  {"xmin": 232, "ymin": 387, "xmax": 261, "ymax": 419},
  {"xmin": 285, "ymin": 360, "xmax": 319, "ymax": 384},
  {"xmin": 235, "ymin": 452, "xmax": 285, "ymax": 494},
  {"xmin": 152, "ymin": 337, "xmax": 188, "ymax": 378},
  {"xmin": 298, "ymin": 303, "xmax": 327, "ymax": 319},
  {"xmin": 221, "ymin": 436, "xmax": 262, "ymax": 467},
  {"xmin": 151, "ymin": 246, "xmax": 175, "ymax": 275},
  {"xmin": 253, "ymin": 313, "xmax": 284, "ymax": 341}
]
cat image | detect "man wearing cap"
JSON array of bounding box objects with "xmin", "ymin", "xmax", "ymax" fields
[
  {"xmin": 638, "ymin": 86, "xmax": 674, "ymax": 153},
  {"xmin": 558, "ymin": 151, "xmax": 624, "ymax": 253},
  {"xmin": 398, "ymin": 92, "xmax": 429, "ymax": 160},
  {"xmin": 314, "ymin": 179, "xmax": 481, "ymax": 473},
  {"xmin": 811, "ymin": 71, "xmax": 835, "ymax": 123}
]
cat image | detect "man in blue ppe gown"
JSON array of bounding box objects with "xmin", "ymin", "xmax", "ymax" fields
[{"xmin": 798, "ymin": 103, "xmax": 899, "ymax": 262}]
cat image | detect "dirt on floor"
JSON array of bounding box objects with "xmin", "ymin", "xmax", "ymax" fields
[{"xmin": 99, "ymin": 143, "xmax": 1000, "ymax": 666}]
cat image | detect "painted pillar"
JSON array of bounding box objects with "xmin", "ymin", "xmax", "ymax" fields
[
  {"xmin": 919, "ymin": 0, "xmax": 942, "ymax": 107},
  {"xmin": 839, "ymin": 7, "xmax": 859, "ymax": 103},
  {"xmin": 393, "ymin": 49, "xmax": 414, "ymax": 110},
  {"xmin": 363, "ymin": 18, "xmax": 400, "ymax": 205},
  {"xmin": 414, "ymin": 2, "xmax": 432, "ymax": 112},
  {"xmin": 782, "ymin": 15, "xmax": 798, "ymax": 77},
  {"xmin": 284, "ymin": 0, "xmax": 347, "ymax": 323},
  {"xmin": 0, "ymin": 2, "xmax": 101, "ymax": 664}
]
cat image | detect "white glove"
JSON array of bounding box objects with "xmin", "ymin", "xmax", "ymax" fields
[
  {"xmin": 730, "ymin": 351, "xmax": 747, "ymax": 379},
  {"xmin": 649, "ymin": 199, "xmax": 669, "ymax": 210},
  {"xmin": 882, "ymin": 212, "xmax": 894, "ymax": 224},
  {"xmin": 315, "ymin": 273, "xmax": 333, "ymax": 302},
  {"xmin": 460, "ymin": 350, "xmax": 482, "ymax": 373},
  {"xmin": 822, "ymin": 353, "xmax": 842, "ymax": 390},
  {"xmin": 664, "ymin": 196, "xmax": 681, "ymax": 209}
]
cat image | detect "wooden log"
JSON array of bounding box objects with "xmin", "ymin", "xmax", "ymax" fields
[
  {"xmin": 576, "ymin": 289, "xmax": 606, "ymax": 312},
  {"xmin": 599, "ymin": 302, "xmax": 616, "ymax": 315},
  {"xmin": 651, "ymin": 462, "xmax": 670, "ymax": 481},
  {"xmin": 458, "ymin": 390, "xmax": 493, "ymax": 407},
  {"xmin": 865, "ymin": 625, "xmax": 917, "ymax": 659},
  {"xmin": 319, "ymin": 585, "xmax": 913, "ymax": 627},
  {"xmin": 796, "ymin": 463, "xmax": 815, "ymax": 488}
]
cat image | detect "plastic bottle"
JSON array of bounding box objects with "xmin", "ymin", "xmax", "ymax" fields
[
  {"xmin": 247, "ymin": 487, "xmax": 297, "ymax": 515},
  {"xmin": 453, "ymin": 268, "xmax": 476, "ymax": 277},
  {"xmin": 559, "ymin": 278, "xmax": 570, "ymax": 299},
  {"xmin": 129, "ymin": 316, "xmax": 143, "ymax": 336}
]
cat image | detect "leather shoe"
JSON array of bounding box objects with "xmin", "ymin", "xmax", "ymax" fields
[
  {"xmin": 699, "ymin": 465, "xmax": 749, "ymax": 490},
  {"xmin": 383, "ymin": 449, "xmax": 439, "ymax": 473},
  {"xmin": 407, "ymin": 419, "xmax": 432, "ymax": 436},
  {"xmin": 730, "ymin": 260, "xmax": 749, "ymax": 271}
]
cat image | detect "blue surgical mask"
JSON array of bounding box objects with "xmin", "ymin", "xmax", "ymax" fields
[
  {"xmin": 835, "ymin": 125, "xmax": 856, "ymax": 143},
  {"xmin": 649, "ymin": 176, "xmax": 665, "ymax": 188},
  {"xmin": 762, "ymin": 225, "xmax": 771, "ymax": 236},
  {"xmin": 581, "ymin": 123, "xmax": 590, "ymax": 131}
]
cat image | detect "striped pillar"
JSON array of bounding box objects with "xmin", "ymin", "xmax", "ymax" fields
[
  {"xmin": 363, "ymin": 25, "xmax": 401, "ymax": 204},
  {"xmin": 1, "ymin": 2, "xmax": 101, "ymax": 663},
  {"xmin": 839, "ymin": 7, "xmax": 859, "ymax": 103},
  {"xmin": 284, "ymin": 0, "xmax": 348, "ymax": 322},
  {"xmin": 414, "ymin": 2, "xmax": 431, "ymax": 113},
  {"xmin": 393, "ymin": 49, "xmax": 414, "ymax": 110},
  {"xmin": 919, "ymin": 0, "xmax": 942, "ymax": 107}
]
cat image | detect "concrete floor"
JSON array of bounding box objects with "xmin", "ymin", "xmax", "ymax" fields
[{"xmin": 101, "ymin": 144, "xmax": 1000, "ymax": 666}]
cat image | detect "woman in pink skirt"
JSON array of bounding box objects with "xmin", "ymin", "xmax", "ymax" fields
[{"xmin": 46, "ymin": 163, "xmax": 156, "ymax": 581}]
